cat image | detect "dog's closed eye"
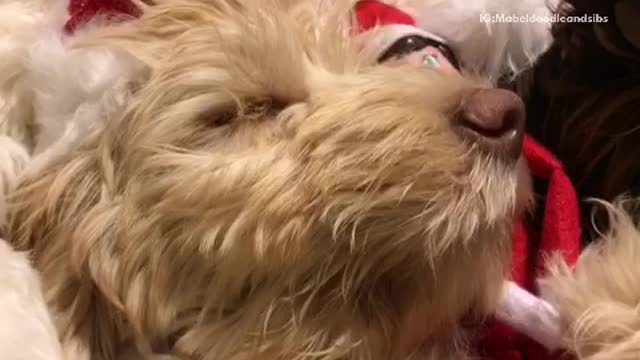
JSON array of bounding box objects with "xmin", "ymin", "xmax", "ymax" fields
[
  {"xmin": 206, "ymin": 111, "xmax": 236, "ymax": 127},
  {"xmin": 202, "ymin": 98, "xmax": 290, "ymax": 128}
]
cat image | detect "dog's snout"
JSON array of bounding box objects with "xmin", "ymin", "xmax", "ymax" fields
[{"xmin": 453, "ymin": 89, "xmax": 526, "ymax": 160}]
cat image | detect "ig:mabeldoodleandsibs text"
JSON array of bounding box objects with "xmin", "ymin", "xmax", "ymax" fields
[{"xmin": 480, "ymin": 13, "xmax": 609, "ymax": 23}]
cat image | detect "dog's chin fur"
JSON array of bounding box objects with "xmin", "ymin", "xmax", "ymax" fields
[{"xmin": 5, "ymin": 0, "xmax": 523, "ymax": 359}]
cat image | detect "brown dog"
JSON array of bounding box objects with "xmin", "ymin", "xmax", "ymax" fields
[
  {"xmin": 8, "ymin": 0, "xmax": 528, "ymax": 359},
  {"xmin": 519, "ymin": 0, "xmax": 640, "ymax": 241}
]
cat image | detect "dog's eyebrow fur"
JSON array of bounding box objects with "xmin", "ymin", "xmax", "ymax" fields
[{"xmin": 81, "ymin": 0, "xmax": 364, "ymax": 97}]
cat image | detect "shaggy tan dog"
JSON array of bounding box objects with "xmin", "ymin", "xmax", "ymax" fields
[
  {"xmin": 5, "ymin": 0, "xmax": 639, "ymax": 359},
  {"xmin": 7, "ymin": 0, "xmax": 524, "ymax": 359}
]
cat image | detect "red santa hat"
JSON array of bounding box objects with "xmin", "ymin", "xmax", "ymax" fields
[
  {"xmin": 64, "ymin": 0, "xmax": 139, "ymax": 33},
  {"xmin": 354, "ymin": 0, "xmax": 450, "ymax": 61}
]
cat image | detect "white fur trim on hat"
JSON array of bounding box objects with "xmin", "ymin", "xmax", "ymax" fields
[{"xmin": 387, "ymin": 0, "xmax": 559, "ymax": 80}]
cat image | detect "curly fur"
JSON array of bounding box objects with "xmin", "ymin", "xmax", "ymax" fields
[
  {"xmin": 7, "ymin": 0, "xmax": 523, "ymax": 359},
  {"xmin": 541, "ymin": 200, "xmax": 640, "ymax": 359}
]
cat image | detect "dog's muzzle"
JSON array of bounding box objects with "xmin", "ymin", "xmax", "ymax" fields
[{"xmin": 453, "ymin": 89, "xmax": 526, "ymax": 161}]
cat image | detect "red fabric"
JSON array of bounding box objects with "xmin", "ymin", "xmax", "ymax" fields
[
  {"xmin": 477, "ymin": 136, "xmax": 582, "ymax": 360},
  {"xmin": 66, "ymin": 1, "xmax": 584, "ymax": 359},
  {"xmin": 524, "ymin": 137, "xmax": 581, "ymax": 271},
  {"xmin": 64, "ymin": 0, "xmax": 139, "ymax": 33},
  {"xmin": 355, "ymin": 0, "xmax": 416, "ymax": 32}
]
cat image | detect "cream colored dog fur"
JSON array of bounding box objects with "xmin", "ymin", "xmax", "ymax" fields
[{"xmin": 0, "ymin": 0, "xmax": 638, "ymax": 360}]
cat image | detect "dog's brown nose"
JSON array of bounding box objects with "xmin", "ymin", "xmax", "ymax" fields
[{"xmin": 454, "ymin": 89, "xmax": 526, "ymax": 160}]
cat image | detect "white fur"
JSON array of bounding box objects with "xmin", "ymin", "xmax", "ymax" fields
[
  {"xmin": 0, "ymin": 0, "xmax": 68, "ymax": 146},
  {"xmin": 0, "ymin": 0, "xmax": 142, "ymax": 219},
  {"xmin": 497, "ymin": 281, "xmax": 564, "ymax": 351},
  {"xmin": 0, "ymin": 136, "xmax": 30, "ymax": 225},
  {"xmin": 0, "ymin": 239, "xmax": 62, "ymax": 360},
  {"xmin": 26, "ymin": 32, "xmax": 141, "ymax": 175}
]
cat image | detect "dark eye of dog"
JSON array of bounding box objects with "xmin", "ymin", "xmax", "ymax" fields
[{"xmin": 378, "ymin": 34, "xmax": 460, "ymax": 69}]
